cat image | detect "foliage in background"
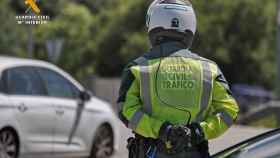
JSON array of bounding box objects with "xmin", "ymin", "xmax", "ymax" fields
[
  {"xmin": 0, "ymin": 0, "xmax": 26, "ymax": 56},
  {"xmin": 35, "ymin": 2, "xmax": 93, "ymax": 80},
  {"xmin": 91, "ymin": 0, "xmax": 149, "ymax": 76},
  {"xmin": 1, "ymin": 0, "xmax": 277, "ymax": 89},
  {"xmin": 192, "ymin": 0, "xmax": 276, "ymax": 89}
]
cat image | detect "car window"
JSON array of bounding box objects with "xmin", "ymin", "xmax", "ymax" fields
[
  {"xmin": 37, "ymin": 68, "xmax": 80, "ymax": 99},
  {"xmin": 5, "ymin": 67, "xmax": 46, "ymax": 96}
]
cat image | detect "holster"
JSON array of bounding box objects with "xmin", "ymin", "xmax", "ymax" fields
[
  {"xmin": 197, "ymin": 140, "xmax": 211, "ymax": 158},
  {"xmin": 127, "ymin": 135, "xmax": 158, "ymax": 158},
  {"xmin": 127, "ymin": 137, "xmax": 139, "ymax": 158}
]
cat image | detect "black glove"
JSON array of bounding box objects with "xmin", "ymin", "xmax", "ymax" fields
[
  {"xmin": 188, "ymin": 123, "xmax": 205, "ymax": 145},
  {"xmin": 159, "ymin": 122, "xmax": 192, "ymax": 153}
]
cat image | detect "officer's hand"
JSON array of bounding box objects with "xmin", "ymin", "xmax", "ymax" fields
[
  {"xmin": 159, "ymin": 123, "xmax": 192, "ymax": 153},
  {"xmin": 169, "ymin": 125, "xmax": 192, "ymax": 149},
  {"xmin": 188, "ymin": 123, "xmax": 205, "ymax": 145},
  {"xmin": 169, "ymin": 125, "xmax": 191, "ymax": 141}
]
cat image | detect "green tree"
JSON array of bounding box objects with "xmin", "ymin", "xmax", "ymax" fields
[
  {"xmin": 92, "ymin": 0, "xmax": 277, "ymax": 89},
  {"xmin": 92, "ymin": 0, "xmax": 149, "ymax": 76},
  {"xmin": 192, "ymin": 0, "xmax": 276, "ymax": 89},
  {"xmin": 76, "ymin": 0, "xmax": 118, "ymax": 13},
  {"xmin": 3, "ymin": 0, "xmax": 277, "ymax": 89},
  {"xmin": 35, "ymin": 3, "xmax": 93, "ymax": 79},
  {"xmin": 0, "ymin": 0, "xmax": 26, "ymax": 56}
]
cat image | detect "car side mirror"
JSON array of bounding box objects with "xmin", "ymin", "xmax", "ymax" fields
[{"xmin": 80, "ymin": 90, "xmax": 91, "ymax": 102}]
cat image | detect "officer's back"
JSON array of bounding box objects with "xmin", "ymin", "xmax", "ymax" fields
[{"xmin": 131, "ymin": 41, "xmax": 215, "ymax": 126}]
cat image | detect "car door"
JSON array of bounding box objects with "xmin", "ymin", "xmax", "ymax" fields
[
  {"xmin": 36, "ymin": 67, "xmax": 86, "ymax": 155},
  {"xmin": 3, "ymin": 66, "xmax": 55, "ymax": 155}
]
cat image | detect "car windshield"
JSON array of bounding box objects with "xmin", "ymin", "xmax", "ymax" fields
[{"xmin": 213, "ymin": 129, "xmax": 280, "ymax": 158}]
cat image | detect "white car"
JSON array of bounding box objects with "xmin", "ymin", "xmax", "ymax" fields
[{"xmin": 0, "ymin": 56, "xmax": 118, "ymax": 158}]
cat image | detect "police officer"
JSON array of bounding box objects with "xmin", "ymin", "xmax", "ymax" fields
[{"xmin": 117, "ymin": 0, "xmax": 239, "ymax": 157}]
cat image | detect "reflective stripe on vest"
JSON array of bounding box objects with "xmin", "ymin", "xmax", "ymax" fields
[
  {"xmin": 171, "ymin": 50, "xmax": 213, "ymax": 122},
  {"xmin": 125, "ymin": 57, "xmax": 153, "ymax": 130},
  {"xmin": 216, "ymin": 111, "xmax": 234, "ymax": 127},
  {"xmin": 117, "ymin": 102, "xmax": 124, "ymax": 113},
  {"xmin": 128, "ymin": 110, "xmax": 144, "ymax": 130},
  {"xmin": 134, "ymin": 57, "xmax": 153, "ymax": 115},
  {"xmin": 196, "ymin": 61, "xmax": 213, "ymax": 122}
]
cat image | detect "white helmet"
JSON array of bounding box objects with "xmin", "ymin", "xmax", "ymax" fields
[{"xmin": 146, "ymin": 0, "xmax": 197, "ymax": 48}]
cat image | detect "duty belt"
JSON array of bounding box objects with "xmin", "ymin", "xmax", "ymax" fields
[{"xmin": 134, "ymin": 135, "xmax": 198, "ymax": 155}]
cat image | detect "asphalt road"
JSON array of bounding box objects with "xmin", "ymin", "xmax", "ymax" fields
[{"xmin": 112, "ymin": 121, "xmax": 270, "ymax": 158}]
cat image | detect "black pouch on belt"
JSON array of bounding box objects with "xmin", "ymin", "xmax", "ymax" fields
[
  {"xmin": 127, "ymin": 136, "xmax": 158, "ymax": 158},
  {"xmin": 197, "ymin": 140, "xmax": 211, "ymax": 158},
  {"xmin": 127, "ymin": 137, "xmax": 139, "ymax": 158}
]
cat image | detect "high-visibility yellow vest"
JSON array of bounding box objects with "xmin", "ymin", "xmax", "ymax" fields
[{"xmin": 117, "ymin": 42, "xmax": 239, "ymax": 140}]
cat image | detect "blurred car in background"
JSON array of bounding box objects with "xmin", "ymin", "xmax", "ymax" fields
[
  {"xmin": 213, "ymin": 128, "xmax": 280, "ymax": 158},
  {"xmin": 0, "ymin": 56, "xmax": 118, "ymax": 158},
  {"xmin": 232, "ymin": 84, "xmax": 274, "ymax": 113}
]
